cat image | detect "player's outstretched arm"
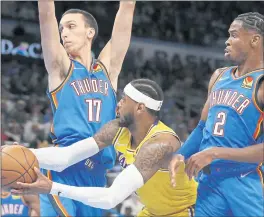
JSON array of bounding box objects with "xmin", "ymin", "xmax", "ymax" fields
[
  {"xmin": 169, "ymin": 67, "xmax": 227, "ymax": 185},
  {"xmin": 184, "ymin": 73, "xmax": 264, "ymax": 179},
  {"xmin": 38, "ymin": 1, "xmax": 70, "ymax": 83},
  {"xmin": 23, "ymin": 195, "xmax": 40, "ymax": 217},
  {"xmin": 31, "ymin": 119, "xmax": 120, "ymax": 172},
  {"xmin": 213, "ymin": 142, "xmax": 264, "ymax": 162},
  {"xmin": 11, "ymin": 134, "xmax": 179, "ymax": 210},
  {"xmin": 174, "ymin": 67, "xmax": 226, "ymax": 158},
  {"xmin": 184, "ymin": 142, "xmax": 264, "ymax": 179},
  {"xmin": 98, "ymin": 1, "xmax": 136, "ymax": 91}
]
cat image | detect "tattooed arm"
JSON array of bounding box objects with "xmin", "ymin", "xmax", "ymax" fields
[
  {"xmin": 30, "ymin": 119, "xmax": 120, "ymax": 171},
  {"xmin": 13, "ymin": 132, "xmax": 181, "ymax": 210},
  {"xmin": 94, "ymin": 118, "xmax": 120, "ymax": 150},
  {"xmin": 134, "ymin": 134, "xmax": 181, "ymax": 183}
]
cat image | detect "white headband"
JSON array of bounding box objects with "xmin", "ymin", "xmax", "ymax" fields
[{"xmin": 123, "ymin": 83, "xmax": 163, "ymax": 111}]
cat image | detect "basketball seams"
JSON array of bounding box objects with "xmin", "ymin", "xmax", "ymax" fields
[
  {"xmin": 20, "ymin": 147, "xmax": 34, "ymax": 182},
  {"xmin": 2, "ymin": 170, "xmax": 26, "ymax": 187},
  {"xmin": 2, "ymin": 157, "xmax": 36, "ymax": 187},
  {"xmin": 2, "ymin": 147, "xmax": 38, "ymax": 188},
  {"xmin": 2, "ymin": 151, "xmax": 29, "ymax": 171},
  {"xmin": 27, "ymin": 156, "xmax": 37, "ymax": 182}
]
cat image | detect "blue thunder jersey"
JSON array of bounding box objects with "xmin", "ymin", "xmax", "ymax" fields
[
  {"xmin": 1, "ymin": 193, "xmax": 29, "ymax": 217},
  {"xmin": 47, "ymin": 59, "xmax": 117, "ymax": 171},
  {"xmin": 200, "ymin": 67, "xmax": 263, "ymax": 168}
]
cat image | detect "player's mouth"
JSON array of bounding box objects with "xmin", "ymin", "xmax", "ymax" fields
[
  {"xmin": 64, "ymin": 42, "xmax": 72, "ymax": 47},
  {"xmin": 224, "ymin": 48, "xmax": 230, "ymax": 56}
]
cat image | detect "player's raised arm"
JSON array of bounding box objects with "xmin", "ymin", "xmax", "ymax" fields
[
  {"xmin": 38, "ymin": 0, "xmax": 70, "ymax": 78},
  {"xmin": 12, "ymin": 134, "xmax": 179, "ymax": 210},
  {"xmin": 30, "ymin": 119, "xmax": 120, "ymax": 172},
  {"xmin": 98, "ymin": 1, "xmax": 136, "ymax": 91}
]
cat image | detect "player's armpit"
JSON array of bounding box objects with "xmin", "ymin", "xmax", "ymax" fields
[
  {"xmin": 208, "ymin": 67, "xmax": 229, "ymax": 94},
  {"xmin": 98, "ymin": 40, "xmax": 111, "ymax": 74},
  {"xmin": 134, "ymin": 134, "xmax": 180, "ymax": 183},
  {"xmin": 202, "ymin": 67, "xmax": 229, "ymax": 120},
  {"xmin": 38, "ymin": 1, "xmax": 70, "ymax": 82},
  {"xmin": 200, "ymin": 98, "xmax": 210, "ymax": 121},
  {"xmin": 94, "ymin": 118, "xmax": 120, "ymax": 150}
]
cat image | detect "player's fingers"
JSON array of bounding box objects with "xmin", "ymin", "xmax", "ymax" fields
[
  {"xmin": 170, "ymin": 170, "xmax": 177, "ymax": 188},
  {"xmin": 185, "ymin": 159, "xmax": 191, "ymax": 177},
  {"xmin": 34, "ymin": 167, "xmax": 42, "ymax": 177},
  {"xmin": 188, "ymin": 161, "xmax": 199, "ymax": 180},
  {"xmin": 185, "ymin": 159, "xmax": 194, "ymax": 180},
  {"xmin": 0, "ymin": 145, "xmax": 9, "ymax": 151},
  {"xmin": 10, "ymin": 189, "xmax": 24, "ymax": 196},
  {"xmin": 169, "ymin": 159, "xmax": 184, "ymax": 187},
  {"xmin": 13, "ymin": 142, "xmax": 19, "ymax": 146},
  {"xmin": 169, "ymin": 163, "xmax": 176, "ymax": 187},
  {"xmin": 195, "ymin": 166, "xmax": 202, "ymax": 178},
  {"xmin": 169, "ymin": 159, "xmax": 180, "ymax": 186},
  {"xmin": 15, "ymin": 182, "xmax": 37, "ymax": 195},
  {"xmin": 16, "ymin": 182, "xmax": 33, "ymax": 189}
]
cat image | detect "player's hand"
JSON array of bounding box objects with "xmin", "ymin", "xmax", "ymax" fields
[
  {"xmin": 10, "ymin": 167, "xmax": 53, "ymax": 195},
  {"xmin": 185, "ymin": 148, "xmax": 215, "ymax": 179},
  {"xmin": 168, "ymin": 154, "xmax": 185, "ymax": 188}
]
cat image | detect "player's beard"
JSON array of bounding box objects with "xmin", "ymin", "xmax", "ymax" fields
[{"xmin": 118, "ymin": 113, "xmax": 134, "ymax": 128}]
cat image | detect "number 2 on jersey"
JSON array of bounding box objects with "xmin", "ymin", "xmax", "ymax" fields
[
  {"xmin": 85, "ymin": 99, "xmax": 102, "ymax": 122},
  {"xmin": 213, "ymin": 112, "xmax": 227, "ymax": 136}
]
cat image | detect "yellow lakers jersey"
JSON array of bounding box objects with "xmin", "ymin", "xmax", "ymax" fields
[{"xmin": 113, "ymin": 121, "xmax": 197, "ymax": 216}]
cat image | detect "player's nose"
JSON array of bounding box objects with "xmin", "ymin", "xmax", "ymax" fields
[
  {"xmin": 61, "ymin": 29, "xmax": 69, "ymax": 39},
  {"xmin": 225, "ymin": 38, "xmax": 231, "ymax": 47}
]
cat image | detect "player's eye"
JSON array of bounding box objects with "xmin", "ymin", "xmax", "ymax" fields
[{"xmin": 69, "ymin": 24, "xmax": 76, "ymax": 29}]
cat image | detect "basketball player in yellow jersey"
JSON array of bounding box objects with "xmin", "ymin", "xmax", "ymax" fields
[{"xmin": 12, "ymin": 79, "xmax": 197, "ymax": 217}]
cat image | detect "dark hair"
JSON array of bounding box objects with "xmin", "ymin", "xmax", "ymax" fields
[
  {"xmin": 130, "ymin": 78, "xmax": 164, "ymax": 117},
  {"xmin": 235, "ymin": 12, "xmax": 264, "ymax": 35},
  {"xmin": 62, "ymin": 9, "xmax": 98, "ymax": 43}
]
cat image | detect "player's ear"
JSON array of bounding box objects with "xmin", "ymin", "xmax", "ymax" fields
[
  {"xmin": 137, "ymin": 103, "xmax": 146, "ymax": 114},
  {"xmin": 251, "ymin": 34, "xmax": 261, "ymax": 48},
  {"xmin": 87, "ymin": 28, "xmax": 95, "ymax": 40}
]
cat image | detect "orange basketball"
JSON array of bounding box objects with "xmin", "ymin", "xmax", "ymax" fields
[{"xmin": 1, "ymin": 145, "xmax": 39, "ymax": 190}]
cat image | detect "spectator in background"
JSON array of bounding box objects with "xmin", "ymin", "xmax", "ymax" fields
[
  {"xmin": 5, "ymin": 120, "xmax": 22, "ymax": 142},
  {"xmin": 9, "ymin": 99, "xmax": 27, "ymax": 125},
  {"xmin": 2, "ymin": 2, "xmax": 262, "ymax": 214}
]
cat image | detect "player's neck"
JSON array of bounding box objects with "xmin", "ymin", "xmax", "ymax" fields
[
  {"xmin": 237, "ymin": 54, "xmax": 263, "ymax": 76},
  {"xmin": 129, "ymin": 117, "xmax": 156, "ymax": 149},
  {"xmin": 71, "ymin": 46, "xmax": 93, "ymax": 70}
]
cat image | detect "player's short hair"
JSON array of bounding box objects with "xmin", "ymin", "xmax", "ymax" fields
[
  {"xmin": 62, "ymin": 9, "xmax": 98, "ymax": 43},
  {"xmin": 130, "ymin": 79, "xmax": 164, "ymax": 117},
  {"xmin": 235, "ymin": 12, "xmax": 264, "ymax": 35}
]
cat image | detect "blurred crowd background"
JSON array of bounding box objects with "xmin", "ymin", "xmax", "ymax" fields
[{"xmin": 1, "ymin": 1, "xmax": 263, "ymax": 216}]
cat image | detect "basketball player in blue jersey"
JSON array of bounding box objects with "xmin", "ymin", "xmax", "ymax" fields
[
  {"xmin": 37, "ymin": 0, "xmax": 135, "ymax": 216},
  {"xmin": 169, "ymin": 12, "xmax": 264, "ymax": 217},
  {"xmin": 1, "ymin": 192, "xmax": 39, "ymax": 217}
]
